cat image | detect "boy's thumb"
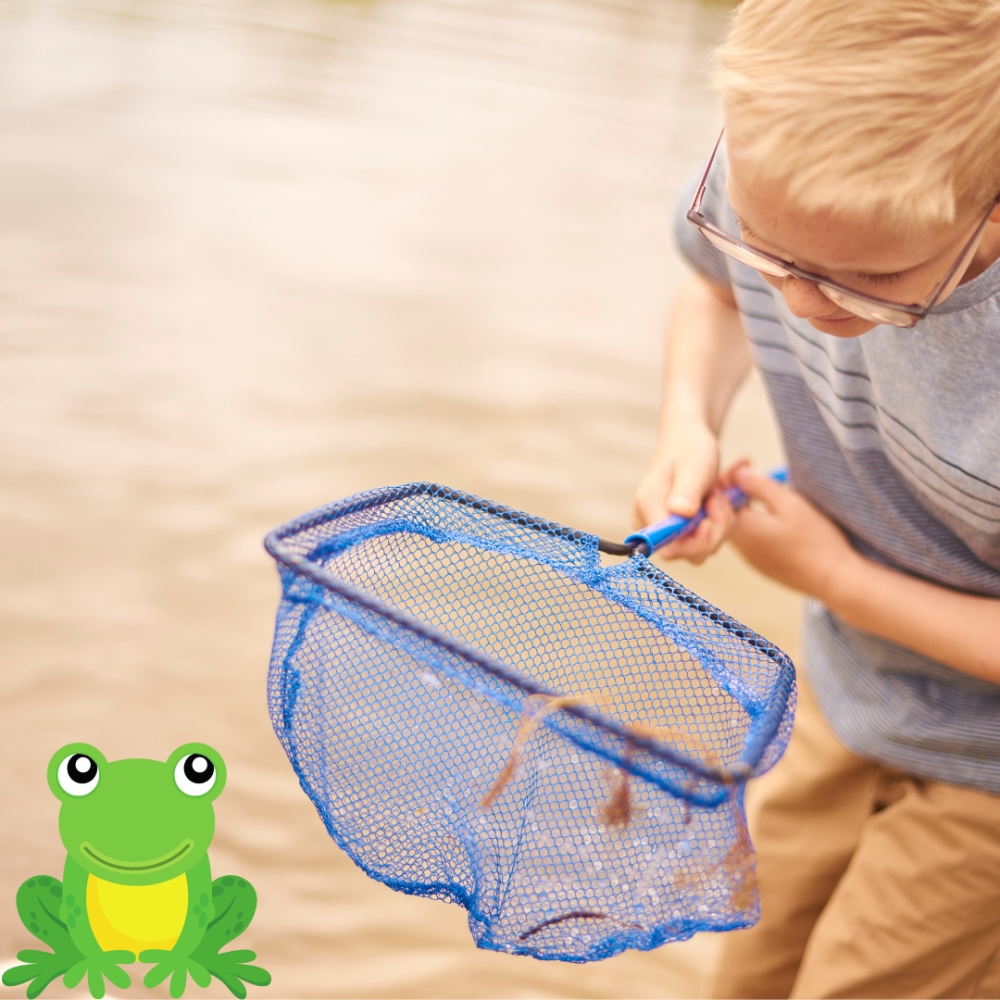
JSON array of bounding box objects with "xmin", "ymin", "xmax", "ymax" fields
[
  {"xmin": 667, "ymin": 460, "xmax": 717, "ymax": 519},
  {"xmin": 733, "ymin": 465, "xmax": 786, "ymax": 507}
]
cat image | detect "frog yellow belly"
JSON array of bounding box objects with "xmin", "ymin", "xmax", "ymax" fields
[{"xmin": 86, "ymin": 873, "xmax": 188, "ymax": 955}]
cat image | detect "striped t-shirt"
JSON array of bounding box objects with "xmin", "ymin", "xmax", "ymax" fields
[{"xmin": 674, "ymin": 147, "xmax": 1000, "ymax": 795}]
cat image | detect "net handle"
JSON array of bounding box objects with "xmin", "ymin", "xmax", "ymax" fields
[{"xmin": 609, "ymin": 467, "xmax": 788, "ymax": 556}]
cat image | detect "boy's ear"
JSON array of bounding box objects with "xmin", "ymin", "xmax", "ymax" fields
[{"xmin": 990, "ymin": 203, "xmax": 1000, "ymax": 224}]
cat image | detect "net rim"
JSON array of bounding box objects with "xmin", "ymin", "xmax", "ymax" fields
[{"xmin": 265, "ymin": 482, "xmax": 796, "ymax": 787}]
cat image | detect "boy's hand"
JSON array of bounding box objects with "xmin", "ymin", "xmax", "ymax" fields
[
  {"xmin": 727, "ymin": 465, "xmax": 859, "ymax": 599},
  {"xmin": 633, "ymin": 420, "xmax": 735, "ymax": 563}
]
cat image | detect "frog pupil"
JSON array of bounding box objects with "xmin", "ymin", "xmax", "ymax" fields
[
  {"xmin": 184, "ymin": 755, "xmax": 214, "ymax": 785},
  {"xmin": 68, "ymin": 754, "xmax": 96, "ymax": 784}
]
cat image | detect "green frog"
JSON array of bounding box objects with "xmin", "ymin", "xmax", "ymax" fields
[{"xmin": 2, "ymin": 742, "xmax": 270, "ymax": 999}]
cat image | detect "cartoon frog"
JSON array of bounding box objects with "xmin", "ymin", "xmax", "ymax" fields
[{"xmin": 2, "ymin": 743, "xmax": 270, "ymax": 1000}]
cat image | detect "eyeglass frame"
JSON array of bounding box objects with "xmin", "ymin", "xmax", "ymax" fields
[{"xmin": 687, "ymin": 130, "xmax": 1000, "ymax": 328}]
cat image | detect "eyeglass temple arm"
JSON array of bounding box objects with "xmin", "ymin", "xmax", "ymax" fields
[
  {"xmin": 925, "ymin": 189, "xmax": 1000, "ymax": 310},
  {"xmin": 690, "ymin": 128, "xmax": 726, "ymax": 216}
]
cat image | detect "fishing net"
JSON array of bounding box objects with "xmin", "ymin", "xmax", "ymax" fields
[{"xmin": 265, "ymin": 483, "xmax": 795, "ymax": 963}]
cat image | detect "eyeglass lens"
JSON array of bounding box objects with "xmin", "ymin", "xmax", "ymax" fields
[
  {"xmin": 817, "ymin": 285, "xmax": 916, "ymax": 327},
  {"xmin": 695, "ymin": 223, "xmax": 918, "ymax": 328},
  {"xmin": 696, "ymin": 226, "xmax": 790, "ymax": 279}
]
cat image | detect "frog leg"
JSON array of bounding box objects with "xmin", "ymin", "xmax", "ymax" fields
[
  {"xmin": 59, "ymin": 857, "xmax": 134, "ymax": 1000},
  {"xmin": 140, "ymin": 854, "xmax": 213, "ymax": 999},
  {"xmin": 1, "ymin": 876, "xmax": 83, "ymax": 999},
  {"xmin": 190, "ymin": 876, "xmax": 271, "ymax": 999}
]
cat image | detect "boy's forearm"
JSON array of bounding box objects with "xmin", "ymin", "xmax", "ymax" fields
[
  {"xmin": 824, "ymin": 550, "xmax": 1000, "ymax": 685},
  {"xmin": 660, "ymin": 273, "xmax": 751, "ymax": 437},
  {"xmin": 634, "ymin": 272, "xmax": 751, "ymax": 530}
]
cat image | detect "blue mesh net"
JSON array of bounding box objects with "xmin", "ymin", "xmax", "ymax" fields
[{"xmin": 265, "ymin": 483, "xmax": 795, "ymax": 963}]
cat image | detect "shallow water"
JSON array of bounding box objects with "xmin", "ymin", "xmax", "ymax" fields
[{"xmin": 0, "ymin": 0, "xmax": 798, "ymax": 996}]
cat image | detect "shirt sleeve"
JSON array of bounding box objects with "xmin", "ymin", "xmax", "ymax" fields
[{"xmin": 672, "ymin": 152, "xmax": 733, "ymax": 291}]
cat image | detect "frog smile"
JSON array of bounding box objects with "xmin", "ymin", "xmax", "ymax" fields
[{"xmin": 80, "ymin": 839, "xmax": 194, "ymax": 872}]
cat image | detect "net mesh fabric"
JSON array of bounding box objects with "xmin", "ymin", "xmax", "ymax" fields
[{"xmin": 266, "ymin": 483, "xmax": 795, "ymax": 962}]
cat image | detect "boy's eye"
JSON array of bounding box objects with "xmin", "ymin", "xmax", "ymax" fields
[
  {"xmin": 737, "ymin": 217, "xmax": 763, "ymax": 244},
  {"xmin": 859, "ymin": 271, "xmax": 903, "ymax": 285}
]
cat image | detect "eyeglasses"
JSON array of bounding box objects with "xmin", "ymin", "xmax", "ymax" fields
[{"xmin": 687, "ymin": 130, "xmax": 1000, "ymax": 328}]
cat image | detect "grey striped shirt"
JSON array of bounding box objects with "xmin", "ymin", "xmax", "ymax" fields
[{"xmin": 674, "ymin": 148, "xmax": 1000, "ymax": 794}]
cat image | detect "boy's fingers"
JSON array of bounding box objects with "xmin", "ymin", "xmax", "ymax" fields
[
  {"xmin": 655, "ymin": 489, "xmax": 733, "ymax": 562},
  {"xmin": 728, "ymin": 503, "xmax": 772, "ymax": 545},
  {"xmin": 705, "ymin": 489, "xmax": 735, "ymax": 540},
  {"xmin": 633, "ymin": 458, "xmax": 680, "ymax": 527},
  {"xmin": 665, "ymin": 519, "xmax": 713, "ymax": 563},
  {"xmin": 732, "ymin": 465, "xmax": 787, "ymax": 508},
  {"xmin": 653, "ymin": 518, "xmax": 709, "ymax": 561},
  {"xmin": 719, "ymin": 458, "xmax": 751, "ymax": 491},
  {"xmin": 690, "ymin": 493, "xmax": 734, "ymax": 561},
  {"xmin": 666, "ymin": 458, "xmax": 718, "ymax": 519},
  {"xmin": 633, "ymin": 483, "xmax": 671, "ymax": 528}
]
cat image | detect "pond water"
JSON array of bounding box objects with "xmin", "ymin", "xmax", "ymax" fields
[{"xmin": 0, "ymin": 0, "xmax": 797, "ymax": 996}]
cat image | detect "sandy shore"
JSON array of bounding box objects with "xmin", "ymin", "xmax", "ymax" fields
[{"xmin": 0, "ymin": 0, "xmax": 797, "ymax": 995}]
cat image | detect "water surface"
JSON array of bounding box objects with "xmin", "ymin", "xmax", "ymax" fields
[{"xmin": 0, "ymin": 1, "xmax": 797, "ymax": 995}]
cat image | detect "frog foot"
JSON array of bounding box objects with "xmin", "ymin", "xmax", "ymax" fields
[
  {"xmin": 2, "ymin": 876, "xmax": 84, "ymax": 998},
  {"xmin": 191, "ymin": 875, "xmax": 271, "ymax": 998},
  {"xmin": 62, "ymin": 951, "xmax": 135, "ymax": 1000},
  {"xmin": 195, "ymin": 948, "xmax": 272, "ymax": 999},
  {"xmin": 140, "ymin": 949, "xmax": 212, "ymax": 999},
  {"xmin": 2, "ymin": 950, "xmax": 81, "ymax": 1000}
]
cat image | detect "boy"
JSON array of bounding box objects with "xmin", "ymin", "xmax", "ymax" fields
[{"xmin": 633, "ymin": 1, "xmax": 1000, "ymax": 996}]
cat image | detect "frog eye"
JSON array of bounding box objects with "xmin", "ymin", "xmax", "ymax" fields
[
  {"xmin": 57, "ymin": 753, "xmax": 100, "ymax": 796},
  {"xmin": 174, "ymin": 753, "xmax": 216, "ymax": 796}
]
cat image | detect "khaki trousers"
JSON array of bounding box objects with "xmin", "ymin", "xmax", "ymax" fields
[{"xmin": 708, "ymin": 672, "xmax": 1000, "ymax": 999}]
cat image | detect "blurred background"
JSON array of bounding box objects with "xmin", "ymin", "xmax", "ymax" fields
[{"xmin": 0, "ymin": 0, "xmax": 798, "ymax": 996}]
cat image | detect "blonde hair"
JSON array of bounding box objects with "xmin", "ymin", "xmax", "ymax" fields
[{"xmin": 716, "ymin": 0, "xmax": 1000, "ymax": 227}]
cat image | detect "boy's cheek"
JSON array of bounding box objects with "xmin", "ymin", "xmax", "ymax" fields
[
  {"xmin": 756, "ymin": 272, "xmax": 881, "ymax": 339},
  {"xmin": 807, "ymin": 314, "xmax": 879, "ymax": 338}
]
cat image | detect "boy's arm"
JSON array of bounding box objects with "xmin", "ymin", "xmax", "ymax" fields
[
  {"xmin": 633, "ymin": 272, "xmax": 752, "ymax": 559},
  {"xmin": 729, "ymin": 467, "xmax": 1000, "ymax": 684}
]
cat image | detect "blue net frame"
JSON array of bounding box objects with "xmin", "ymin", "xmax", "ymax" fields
[{"xmin": 266, "ymin": 483, "xmax": 796, "ymax": 962}]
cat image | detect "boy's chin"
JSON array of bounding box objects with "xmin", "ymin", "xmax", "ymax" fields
[{"xmin": 807, "ymin": 314, "xmax": 879, "ymax": 338}]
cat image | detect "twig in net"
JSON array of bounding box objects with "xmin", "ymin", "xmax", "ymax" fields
[
  {"xmin": 599, "ymin": 721, "xmax": 722, "ymax": 828},
  {"xmin": 675, "ymin": 785, "xmax": 757, "ymax": 909},
  {"xmin": 518, "ymin": 910, "xmax": 608, "ymax": 940},
  {"xmin": 625, "ymin": 720, "xmax": 721, "ymax": 763},
  {"xmin": 519, "ymin": 910, "xmax": 644, "ymax": 940},
  {"xmin": 722, "ymin": 785, "xmax": 757, "ymax": 910},
  {"xmin": 481, "ymin": 694, "xmax": 584, "ymax": 809},
  {"xmin": 601, "ymin": 745, "xmax": 633, "ymax": 827}
]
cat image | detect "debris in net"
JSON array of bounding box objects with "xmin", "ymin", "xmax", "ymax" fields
[
  {"xmin": 481, "ymin": 694, "xmax": 587, "ymax": 809},
  {"xmin": 518, "ymin": 910, "xmax": 643, "ymax": 940}
]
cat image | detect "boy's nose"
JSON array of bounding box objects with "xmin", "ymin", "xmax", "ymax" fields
[{"xmin": 780, "ymin": 275, "xmax": 842, "ymax": 319}]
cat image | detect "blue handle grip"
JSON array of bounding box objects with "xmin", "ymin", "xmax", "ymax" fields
[{"xmin": 625, "ymin": 466, "xmax": 788, "ymax": 555}]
